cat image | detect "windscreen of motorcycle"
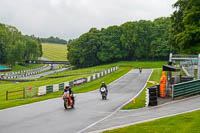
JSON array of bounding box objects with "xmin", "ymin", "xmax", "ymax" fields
[
  {"xmin": 100, "ymin": 87, "xmax": 106, "ymax": 92},
  {"xmin": 63, "ymin": 91, "xmax": 70, "ymax": 95}
]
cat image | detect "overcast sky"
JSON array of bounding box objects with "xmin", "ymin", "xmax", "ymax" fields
[{"xmin": 0, "ymin": 0, "xmax": 177, "ymax": 40}]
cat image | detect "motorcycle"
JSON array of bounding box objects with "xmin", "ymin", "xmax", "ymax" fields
[
  {"xmin": 62, "ymin": 92, "xmax": 74, "ymax": 109},
  {"xmin": 100, "ymin": 87, "xmax": 107, "ymax": 100}
]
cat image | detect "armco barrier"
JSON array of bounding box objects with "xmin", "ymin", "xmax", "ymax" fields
[{"xmin": 172, "ymin": 79, "xmax": 200, "ymax": 99}]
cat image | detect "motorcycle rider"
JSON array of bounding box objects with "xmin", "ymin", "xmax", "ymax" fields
[
  {"xmin": 139, "ymin": 67, "xmax": 142, "ymax": 74},
  {"xmin": 100, "ymin": 82, "xmax": 108, "ymax": 94},
  {"xmin": 63, "ymin": 86, "xmax": 75, "ymax": 105}
]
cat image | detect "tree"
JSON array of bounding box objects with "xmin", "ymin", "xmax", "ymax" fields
[
  {"xmin": 98, "ymin": 26, "xmax": 123, "ymax": 62},
  {"xmin": 170, "ymin": 0, "xmax": 200, "ymax": 54}
]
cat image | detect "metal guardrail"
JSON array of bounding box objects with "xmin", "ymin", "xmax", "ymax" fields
[
  {"xmin": 172, "ymin": 54, "xmax": 198, "ymax": 59},
  {"xmin": 172, "ymin": 79, "xmax": 200, "ymax": 99}
]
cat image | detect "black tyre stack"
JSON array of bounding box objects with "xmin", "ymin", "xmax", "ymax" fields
[{"xmin": 147, "ymin": 86, "xmax": 157, "ymax": 106}]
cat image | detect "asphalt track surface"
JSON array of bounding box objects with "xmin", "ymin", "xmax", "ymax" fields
[
  {"xmin": 20, "ymin": 67, "xmax": 68, "ymax": 79},
  {"xmin": 85, "ymin": 95, "xmax": 200, "ymax": 133},
  {"xmin": 0, "ymin": 69, "xmax": 152, "ymax": 133}
]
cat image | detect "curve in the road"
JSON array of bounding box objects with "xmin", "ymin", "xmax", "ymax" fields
[
  {"xmin": 84, "ymin": 93, "xmax": 200, "ymax": 133},
  {"xmin": 0, "ymin": 69, "xmax": 152, "ymax": 133}
]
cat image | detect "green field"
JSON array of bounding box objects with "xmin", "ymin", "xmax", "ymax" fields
[
  {"xmin": 42, "ymin": 43, "xmax": 67, "ymax": 61},
  {"xmin": 113, "ymin": 61, "xmax": 166, "ymax": 68},
  {"xmin": 123, "ymin": 68, "xmax": 162, "ymax": 109},
  {"xmin": 104, "ymin": 109, "xmax": 200, "ymax": 133},
  {"xmin": 0, "ymin": 63, "xmax": 130, "ymax": 109}
]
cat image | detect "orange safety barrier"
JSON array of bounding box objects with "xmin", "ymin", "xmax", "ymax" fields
[{"xmin": 160, "ymin": 71, "xmax": 167, "ymax": 98}]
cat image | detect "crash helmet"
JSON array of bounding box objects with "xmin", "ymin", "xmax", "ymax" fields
[{"xmin": 64, "ymin": 86, "xmax": 70, "ymax": 91}]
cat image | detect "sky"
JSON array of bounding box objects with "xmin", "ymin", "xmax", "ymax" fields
[{"xmin": 0, "ymin": 0, "xmax": 177, "ymax": 40}]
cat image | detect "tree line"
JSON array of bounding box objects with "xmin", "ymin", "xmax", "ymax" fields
[
  {"xmin": 67, "ymin": 17, "xmax": 173, "ymax": 68},
  {"xmin": 67, "ymin": 0, "xmax": 200, "ymax": 68},
  {"xmin": 170, "ymin": 0, "xmax": 200, "ymax": 54},
  {"xmin": 0, "ymin": 23, "xmax": 42, "ymax": 66},
  {"xmin": 27, "ymin": 35, "xmax": 72, "ymax": 45}
]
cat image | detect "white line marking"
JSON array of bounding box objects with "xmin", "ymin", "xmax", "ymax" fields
[
  {"xmin": 0, "ymin": 67, "xmax": 128, "ymax": 112},
  {"xmin": 78, "ymin": 69, "xmax": 153, "ymax": 133},
  {"xmin": 88, "ymin": 107, "xmax": 200, "ymax": 133}
]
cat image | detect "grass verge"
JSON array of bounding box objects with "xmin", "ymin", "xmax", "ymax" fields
[
  {"xmin": 0, "ymin": 61, "xmax": 167, "ymax": 110},
  {"xmin": 122, "ymin": 68, "xmax": 162, "ymax": 109},
  {"xmin": 0, "ymin": 66, "xmax": 131, "ymax": 109},
  {"xmin": 103, "ymin": 109, "xmax": 200, "ymax": 133}
]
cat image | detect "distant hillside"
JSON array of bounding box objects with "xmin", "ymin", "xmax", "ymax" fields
[{"xmin": 42, "ymin": 43, "xmax": 67, "ymax": 61}]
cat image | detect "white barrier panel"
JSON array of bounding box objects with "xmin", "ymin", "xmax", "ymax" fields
[
  {"xmin": 110, "ymin": 68, "xmax": 113, "ymax": 72},
  {"xmin": 53, "ymin": 84, "xmax": 59, "ymax": 92},
  {"xmin": 101, "ymin": 71, "xmax": 104, "ymax": 77},
  {"xmin": 108, "ymin": 69, "xmax": 110, "ymax": 74},
  {"xmin": 104, "ymin": 70, "xmax": 107, "ymax": 75},
  {"xmin": 38, "ymin": 86, "xmax": 47, "ymax": 96},
  {"xmin": 113, "ymin": 67, "xmax": 116, "ymax": 71},
  {"xmin": 97, "ymin": 73, "xmax": 100, "ymax": 78},
  {"xmin": 87, "ymin": 76, "xmax": 91, "ymax": 82},
  {"xmin": 64, "ymin": 82, "xmax": 69, "ymax": 88},
  {"xmin": 116, "ymin": 66, "xmax": 118, "ymax": 70},
  {"xmin": 93, "ymin": 74, "xmax": 96, "ymax": 80}
]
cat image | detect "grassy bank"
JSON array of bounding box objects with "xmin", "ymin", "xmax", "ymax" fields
[
  {"xmin": 115, "ymin": 61, "xmax": 166, "ymax": 68},
  {"xmin": 0, "ymin": 65, "xmax": 130, "ymax": 109},
  {"xmin": 123, "ymin": 68, "xmax": 162, "ymax": 109},
  {"xmin": 0, "ymin": 61, "xmax": 167, "ymax": 109},
  {"xmin": 42, "ymin": 43, "xmax": 67, "ymax": 61},
  {"xmin": 104, "ymin": 109, "xmax": 200, "ymax": 133}
]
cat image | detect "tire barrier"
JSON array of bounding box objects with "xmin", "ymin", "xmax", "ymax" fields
[
  {"xmin": 146, "ymin": 86, "xmax": 158, "ymax": 106},
  {"xmin": 38, "ymin": 66, "xmax": 119, "ymax": 96}
]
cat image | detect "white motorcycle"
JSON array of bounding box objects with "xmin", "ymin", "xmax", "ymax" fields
[{"xmin": 100, "ymin": 87, "xmax": 107, "ymax": 100}]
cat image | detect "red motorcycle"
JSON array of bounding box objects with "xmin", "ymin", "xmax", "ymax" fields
[{"xmin": 62, "ymin": 92, "xmax": 74, "ymax": 109}]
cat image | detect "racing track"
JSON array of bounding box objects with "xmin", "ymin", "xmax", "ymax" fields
[{"xmin": 0, "ymin": 69, "xmax": 152, "ymax": 133}]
